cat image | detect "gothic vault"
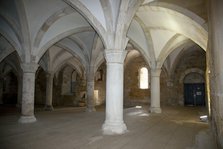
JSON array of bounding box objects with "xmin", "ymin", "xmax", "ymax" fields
[{"xmin": 0, "ymin": 0, "xmax": 222, "ymax": 148}]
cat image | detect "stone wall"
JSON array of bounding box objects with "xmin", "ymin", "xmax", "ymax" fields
[
  {"xmin": 35, "ymin": 65, "xmax": 86, "ymax": 107},
  {"xmin": 124, "ymin": 55, "xmax": 150, "ymax": 107},
  {"xmin": 35, "ymin": 68, "xmax": 46, "ymax": 105},
  {"xmin": 168, "ymin": 47, "xmax": 206, "ymax": 106},
  {"xmin": 0, "ymin": 54, "xmax": 19, "ymax": 105},
  {"xmin": 53, "ymin": 65, "xmax": 85, "ymax": 107},
  {"xmin": 160, "ymin": 70, "xmax": 171, "ymax": 105},
  {"xmin": 94, "ymin": 62, "xmax": 106, "ymax": 106},
  {"xmin": 122, "ymin": 47, "xmax": 206, "ymax": 107}
]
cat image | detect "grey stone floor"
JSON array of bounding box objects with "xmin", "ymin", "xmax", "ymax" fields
[{"xmin": 0, "ymin": 106, "xmax": 217, "ymax": 149}]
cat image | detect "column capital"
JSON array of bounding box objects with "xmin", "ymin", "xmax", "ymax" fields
[
  {"xmin": 104, "ymin": 49, "xmax": 127, "ymax": 64},
  {"xmin": 151, "ymin": 68, "xmax": 161, "ymax": 77},
  {"xmin": 21, "ymin": 63, "xmax": 39, "ymax": 73}
]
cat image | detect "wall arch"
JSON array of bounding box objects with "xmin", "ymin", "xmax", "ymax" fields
[{"xmin": 179, "ymin": 68, "xmax": 204, "ymax": 84}]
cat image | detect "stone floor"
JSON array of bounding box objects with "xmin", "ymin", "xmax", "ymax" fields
[{"xmin": 0, "ymin": 106, "xmax": 217, "ymax": 149}]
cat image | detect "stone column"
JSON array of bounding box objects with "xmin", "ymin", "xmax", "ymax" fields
[
  {"xmin": 208, "ymin": 0, "xmax": 223, "ymax": 147},
  {"xmin": 102, "ymin": 49, "xmax": 127, "ymax": 135},
  {"xmin": 86, "ymin": 76, "xmax": 96, "ymax": 112},
  {"xmin": 18, "ymin": 63, "xmax": 39, "ymax": 123},
  {"xmin": 85, "ymin": 65, "xmax": 96, "ymax": 112},
  {"xmin": 44, "ymin": 72, "xmax": 54, "ymax": 111},
  {"xmin": 0, "ymin": 76, "xmax": 3, "ymax": 104},
  {"xmin": 150, "ymin": 68, "xmax": 162, "ymax": 113}
]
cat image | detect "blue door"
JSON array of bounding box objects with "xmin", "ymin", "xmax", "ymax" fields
[{"xmin": 184, "ymin": 83, "xmax": 205, "ymax": 106}]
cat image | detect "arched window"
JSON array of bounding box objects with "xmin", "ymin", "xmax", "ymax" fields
[{"xmin": 139, "ymin": 67, "xmax": 148, "ymax": 89}]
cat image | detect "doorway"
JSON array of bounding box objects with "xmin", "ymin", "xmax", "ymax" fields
[{"xmin": 184, "ymin": 83, "xmax": 205, "ymax": 106}]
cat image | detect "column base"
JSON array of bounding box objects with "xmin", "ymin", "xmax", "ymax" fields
[
  {"xmin": 86, "ymin": 106, "xmax": 96, "ymax": 112},
  {"xmin": 150, "ymin": 107, "xmax": 162, "ymax": 113},
  {"xmin": 44, "ymin": 105, "xmax": 54, "ymax": 111},
  {"xmin": 102, "ymin": 121, "xmax": 127, "ymax": 135},
  {"xmin": 18, "ymin": 115, "xmax": 37, "ymax": 123}
]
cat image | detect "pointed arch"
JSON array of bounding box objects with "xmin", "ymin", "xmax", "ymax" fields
[{"xmin": 64, "ymin": 0, "xmax": 107, "ymax": 48}]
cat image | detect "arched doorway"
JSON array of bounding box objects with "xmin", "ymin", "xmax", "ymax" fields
[{"xmin": 183, "ymin": 72, "xmax": 205, "ymax": 106}]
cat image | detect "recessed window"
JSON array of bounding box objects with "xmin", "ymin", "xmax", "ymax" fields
[{"xmin": 139, "ymin": 67, "xmax": 148, "ymax": 89}]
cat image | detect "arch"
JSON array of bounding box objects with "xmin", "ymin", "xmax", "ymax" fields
[
  {"xmin": 0, "ymin": 47, "xmax": 15, "ymax": 63},
  {"xmin": 179, "ymin": 68, "xmax": 204, "ymax": 84},
  {"xmin": 2, "ymin": 63, "xmax": 17, "ymax": 77},
  {"xmin": 0, "ymin": 31, "xmax": 22, "ymax": 61},
  {"xmin": 54, "ymin": 58, "xmax": 84, "ymax": 78},
  {"xmin": 67, "ymin": 35, "xmax": 89, "ymax": 60},
  {"xmin": 127, "ymin": 17, "xmax": 155, "ymax": 67},
  {"xmin": 15, "ymin": 0, "xmax": 32, "ymax": 63},
  {"xmin": 113, "ymin": 0, "xmax": 142, "ymax": 51},
  {"xmin": 125, "ymin": 49, "xmax": 141, "ymax": 67},
  {"xmin": 169, "ymin": 43, "xmax": 204, "ymax": 79},
  {"xmin": 54, "ymin": 42, "xmax": 88, "ymax": 69},
  {"xmin": 161, "ymin": 65, "xmax": 169, "ymax": 79},
  {"xmin": 148, "ymin": 1, "xmax": 207, "ymax": 30},
  {"xmin": 36, "ymin": 27, "xmax": 92, "ymax": 63},
  {"xmin": 1, "ymin": 52, "xmax": 21, "ymax": 76},
  {"xmin": 157, "ymin": 35, "xmax": 192, "ymax": 68},
  {"xmin": 0, "ymin": 14, "xmax": 21, "ymax": 43},
  {"xmin": 63, "ymin": 0, "xmax": 107, "ymax": 49},
  {"xmin": 71, "ymin": 70, "xmax": 77, "ymax": 82},
  {"xmin": 90, "ymin": 33, "xmax": 105, "ymax": 68},
  {"xmin": 136, "ymin": 2, "xmax": 208, "ymax": 56},
  {"xmin": 150, "ymin": 2, "xmax": 208, "ymax": 50},
  {"xmin": 34, "ymin": 7, "xmax": 74, "ymax": 48},
  {"xmin": 183, "ymin": 73, "xmax": 205, "ymax": 84},
  {"xmin": 128, "ymin": 39, "xmax": 152, "ymax": 67}
]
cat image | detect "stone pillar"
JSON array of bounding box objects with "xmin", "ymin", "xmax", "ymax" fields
[
  {"xmin": 86, "ymin": 80, "xmax": 96, "ymax": 112},
  {"xmin": 102, "ymin": 49, "xmax": 127, "ymax": 135},
  {"xmin": 18, "ymin": 63, "xmax": 39, "ymax": 123},
  {"xmin": 86, "ymin": 65, "xmax": 96, "ymax": 112},
  {"xmin": 0, "ymin": 76, "xmax": 3, "ymax": 104},
  {"xmin": 150, "ymin": 68, "xmax": 162, "ymax": 113},
  {"xmin": 44, "ymin": 72, "xmax": 54, "ymax": 111},
  {"xmin": 208, "ymin": 0, "xmax": 223, "ymax": 148}
]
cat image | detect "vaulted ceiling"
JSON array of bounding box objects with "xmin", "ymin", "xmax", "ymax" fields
[{"xmin": 0, "ymin": 0, "xmax": 208, "ymax": 76}]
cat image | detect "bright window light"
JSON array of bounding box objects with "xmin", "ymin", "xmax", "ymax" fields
[{"xmin": 139, "ymin": 67, "xmax": 148, "ymax": 89}]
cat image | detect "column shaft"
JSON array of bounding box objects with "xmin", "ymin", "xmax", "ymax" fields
[
  {"xmin": 102, "ymin": 49, "xmax": 127, "ymax": 135},
  {"xmin": 18, "ymin": 63, "xmax": 38, "ymax": 123},
  {"xmin": 150, "ymin": 69, "xmax": 162, "ymax": 113},
  {"xmin": 45, "ymin": 72, "xmax": 54, "ymax": 111},
  {"xmin": 208, "ymin": 0, "xmax": 223, "ymax": 147},
  {"xmin": 86, "ymin": 80, "xmax": 96, "ymax": 112}
]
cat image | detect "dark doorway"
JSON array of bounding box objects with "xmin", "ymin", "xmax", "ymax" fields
[
  {"xmin": 184, "ymin": 83, "xmax": 205, "ymax": 106},
  {"xmin": 3, "ymin": 72, "xmax": 18, "ymax": 105}
]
